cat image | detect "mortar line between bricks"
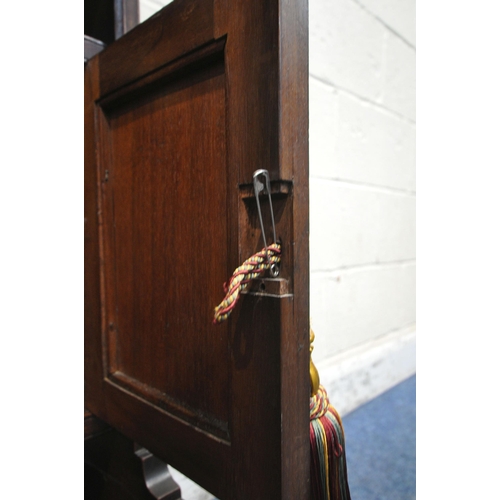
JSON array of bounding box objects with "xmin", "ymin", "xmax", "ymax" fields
[
  {"xmin": 311, "ymin": 259, "xmax": 416, "ymax": 275},
  {"xmin": 311, "ymin": 176, "xmax": 416, "ymax": 197},
  {"xmin": 309, "ymin": 74, "xmax": 416, "ymax": 125},
  {"xmin": 350, "ymin": 0, "xmax": 416, "ymax": 50}
]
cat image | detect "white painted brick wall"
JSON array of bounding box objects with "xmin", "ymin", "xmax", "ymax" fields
[
  {"xmin": 309, "ymin": 0, "xmax": 416, "ymax": 390},
  {"xmin": 310, "ymin": 77, "xmax": 416, "ymax": 191},
  {"xmin": 310, "ymin": 0, "xmax": 386, "ymax": 103},
  {"xmin": 139, "ymin": 0, "xmax": 174, "ymax": 23},
  {"xmin": 310, "ymin": 178, "xmax": 416, "ymax": 271},
  {"xmin": 356, "ymin": 0, "xmax": 416, "ymax": 46},
  {"xmin": 310, "ymin": 263, "xmax": 416, "ymax": 357},
  {"xmin": 382, "ymin": 30, "xmax": 416, "ymax": 120}
]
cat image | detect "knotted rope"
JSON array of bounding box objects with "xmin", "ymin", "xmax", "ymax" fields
[{"xmin": 213, "ymin": 243, "xmax": 281, "ymax": 324}]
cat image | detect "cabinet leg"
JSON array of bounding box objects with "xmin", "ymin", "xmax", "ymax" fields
[
  {"xmin": 85, "ymin": 426, "xmax": 182, "ymax": 500},
  {"xmin": 135, "ymin": 444, "xmax": 182, "ymax": 500}
]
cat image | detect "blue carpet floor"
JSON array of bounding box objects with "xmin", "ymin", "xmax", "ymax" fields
[
  {"xmin": 342, "ymin": 375, "xmax": 416, "ymax": 500},
  {"xmin": 192, "ymin": 375, "xmax": 416, "ymax": 500}
]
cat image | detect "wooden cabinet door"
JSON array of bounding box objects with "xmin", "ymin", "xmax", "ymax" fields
[{"xmin": 85, "ymin": 1, "xmax": 309, "ymax": 498}]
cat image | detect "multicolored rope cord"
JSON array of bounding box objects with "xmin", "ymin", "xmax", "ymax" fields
[
  {"xmin": 310, "ymin": 385, "xmax": 351, "ymax": 500},
  {"xmin": 213, "ymin": 243, "xmax": 281, "ymax": 324}
]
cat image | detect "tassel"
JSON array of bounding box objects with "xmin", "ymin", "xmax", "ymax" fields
[{"xmin": 310, "ymin": 331, "xmax": 351, "ymax": 500}]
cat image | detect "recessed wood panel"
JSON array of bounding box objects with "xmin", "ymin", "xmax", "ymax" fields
[{"xmin": 99, "ymin": 60, "xmax": 230, "ymax": 438}]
